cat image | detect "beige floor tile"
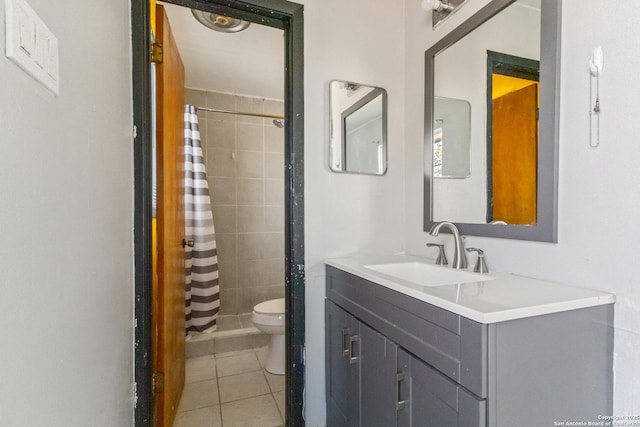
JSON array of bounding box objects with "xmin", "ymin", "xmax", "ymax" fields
[
  {"xmin": 265, "ymin": 371, "xmax": 285, "ymax": 392},
  {"xmin": 273, "ymin": 390, "xmax": 285, "ymax": 420},
  {"xmin": 215, "ymin": 347, "xmax": 256, "ymax": 359},
  {"xmin": 185, "ymin": 355, "xmax": 216, "ymax": 384},
  {"xmin": 216, "ymin": 352, "xmax": 261, "ymax": 377},
  {"xmin": 220, "ymin": 394, "xmax": 283, "ymax": 427},
  {"xmin": 173, "ymin": 405, "xmax": 222, "ymax": 427},
  {"xmin": 256, "ymin": 346, "xmax": 268, "ymax": 367},
  {"xmin": 218, "ymin": 370, "xmax": 270, "ymax": 403},
  {"xmin": 178, "ymin": 379, "xmax": 219, "ymax": 412}
]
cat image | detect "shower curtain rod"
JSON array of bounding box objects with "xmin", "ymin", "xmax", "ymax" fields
[{"xmin": 194, "ymin": 106, "xmax": 284, "ymax": 120}]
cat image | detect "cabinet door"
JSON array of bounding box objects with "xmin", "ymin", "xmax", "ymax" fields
[
  {"xmin": 397, "ymin": 349, "xmax": 486, "ymax": 427},
  {"xmin": 359, "ymin": 322, "xmax": 398, "ymax": 427},
  {"xmin": 326, "ymin": 301, "xmax": 360, "ymax": 427}
]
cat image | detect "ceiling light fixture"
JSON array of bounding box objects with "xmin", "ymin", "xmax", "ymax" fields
[{"xmin": 191, "ymin": 10, "xmax": 250, "ymax": 33}]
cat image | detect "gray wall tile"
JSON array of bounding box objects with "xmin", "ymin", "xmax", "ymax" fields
[
  {"xmin": 236, "ymin": 97, "xmax": 264, "ymax": 125},
  {"xmin": 215, "ymin": 233, "xmax": 237, "ymax": 261},
  {"xmin": 211, "ymin": 206, "xmax": 237, "ymax": 234},
  {"xmin": 185, "ymin": 88, "xmax": 206, "ymax": 107},
  {"xmin": 265, "ymin": 152, "xmax": 284, "ymax": 179},
  {"xmin": 194, "ymin": 88, "xmax": 285, "ymax": 314},
  {"xmin": 219, "ymin": 288, "xmax": 237, "ymax": 315},
  {"xmin": 264, "ymin": 127, "xmax": 284, "ymax": 153},
  {"xmin": 237, "ymin": 260, "xmax": 264, "ymax": 289},
  {"xmin": 237, "ymin": 124, "xmax": 263, "ymax": 151},
  {"xmin": 263, "ymin": 233, "xmax": 285, "ymax": 259},
  {"xmin": 237, "ymin": 151, "xmax": 264, "ymax": 179},
  {"xmin": 218, "ymin": 259, "xmax": 238, "ymax": 289},
  {"xmin": 237, "ymin": 233, "xmax": 265, "ymax": 260},
  {"xmin": 264, "ymin": 99, "xmax": 284, "ymax": 116},
  {"xmin": 265, "ymin": 179, "xmax": 284, "ymax": 206},
  {"xmin": 206, "ymin": 120, "xmax": 236, "ymax": 150},
  {"xmin": 206, "ymin": 92, "xmax": 237, "ymax": 122},
  {"xmin": 237, "ymin": 179, "xmax": 265, "ymax": 205},
  {"xmin": 237, "ymin": 206, "xmax": 265, "ymax": 233},
  {"xmin": 209, "ymin": 177, "xmax": 237, "ymax": 205},
  {"xmin": 264, "ymin": 206, "xmax": 284, "ymax": 232},
  {"xmin": 264, "ymin": 259, "xmax": 285, "ymax": 286},
  {"xmin": 207, "ymin": 148, "xmax": 237, "ymax": 178}
]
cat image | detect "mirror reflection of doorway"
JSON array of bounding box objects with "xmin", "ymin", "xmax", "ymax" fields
[{"xmin": 486, "ymin": 51, "xmax": 539, "ymax": 225}]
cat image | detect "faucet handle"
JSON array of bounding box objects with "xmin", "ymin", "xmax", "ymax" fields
[
  {"xmin": 466, "ymin": 248, "xmax": 488, "ymax": 274},
  {"xmin": 427, "ymin": 243, "xmax": 448, "ymax": 266}
]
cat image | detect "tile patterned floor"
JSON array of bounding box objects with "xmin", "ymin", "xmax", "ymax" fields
[{"xmin": 173, "ymin": 346, "xmax": 285, "ymax": 427}]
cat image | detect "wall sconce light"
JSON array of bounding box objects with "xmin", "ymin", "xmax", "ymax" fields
[
  {"xmin": 422, "ymin": 0, "xmax": 455, "ymax": 13},
  {"xmin": 421, "ymin": 0, "xmax": 468, "ymax": 27}
]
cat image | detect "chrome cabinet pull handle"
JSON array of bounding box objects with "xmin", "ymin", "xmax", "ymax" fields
[
  {"xmin": 396, "ymin": 372, "xmax": 406, "ymax": 411},
  {"xmin": 349, "ymin": 335, "xmax": 359, "ymax": 364},
  {"xmin": 342, "ymin": 329, "xmax": 351, "ymax": 356}
]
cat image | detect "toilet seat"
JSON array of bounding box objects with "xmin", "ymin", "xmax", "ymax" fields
[{"xmin": 253, "ymin": 298, "xmax": 285, "ymax": 315}]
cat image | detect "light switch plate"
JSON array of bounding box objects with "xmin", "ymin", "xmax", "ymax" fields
[{"xmin": 5, "ymin": 0, "xmax": 59, "ymax": 94}]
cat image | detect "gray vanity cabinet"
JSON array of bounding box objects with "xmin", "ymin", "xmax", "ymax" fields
[
  {"xmin": 326, "ymin": 300, "xmax": 400, "ymax": 427},
  {"xmin": 397, "ymin": 349, "xmax": 485, "ymax": 427},
  {"xmin": 326, "ymin": 299, "xmax": 484, "ymax": 427},
  {"xmin": 325, "ymin": 299, "xmax": 358, "ymax": 426},
  {"xmin": 325, "ymin": 265, "xmax": 613, "ymax": 427}
]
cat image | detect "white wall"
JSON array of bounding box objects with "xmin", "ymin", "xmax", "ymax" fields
[
  {"xmin": 0, "ymin": 1, "xmax": 134, "ymax": 426},
  {"xmin": 300, "ymin": 0, "xmax": 406, "ymax": 424},
  {"xmin": 405, "ymin": 0, "xmax": 640, "ymax": 414}
]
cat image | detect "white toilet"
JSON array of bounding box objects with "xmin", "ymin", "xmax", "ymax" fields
[{"xmin": 251, "ymin": 298, "xmax": 286, "ymax": 375}]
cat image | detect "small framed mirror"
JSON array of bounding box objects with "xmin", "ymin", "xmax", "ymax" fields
[
  {"xmin": 433, "ymin": 96, "xmax": 472, "ymax": 178},
  {"xmin": 329, "ymin": 80, "xmax": 388, "ymax": 175}
]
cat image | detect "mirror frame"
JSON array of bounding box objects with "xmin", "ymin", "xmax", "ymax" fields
[{"xmin": 423, "ymin": 0, "xmax": 561, "ymax": 242}]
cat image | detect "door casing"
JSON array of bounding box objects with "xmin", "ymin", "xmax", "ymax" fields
[{"xmin": 131, "ymin": 0, "xmax": 305, "ymax": 425}]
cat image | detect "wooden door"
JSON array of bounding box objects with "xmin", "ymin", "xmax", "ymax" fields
[
  {"xmin": 492, "ymin": 83, "xmax": 538, "ymax": 225},
  {"xmin": 154, "ymin": 5, "xmax": 186, "ymax": 427}
]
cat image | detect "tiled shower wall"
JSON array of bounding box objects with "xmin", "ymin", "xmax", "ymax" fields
[{"xmin": 185, "ymin": 88, "xmax": 285, "ymax": 315}]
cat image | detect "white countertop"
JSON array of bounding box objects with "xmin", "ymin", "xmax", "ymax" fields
[{"xmin": 325, "ymin": 254, "xmax": 615, "ymax": 324}]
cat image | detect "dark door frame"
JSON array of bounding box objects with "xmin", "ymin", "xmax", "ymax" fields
[{"xmin": 131, "ymin": 1, "xmax": 305, "ymax": 425}]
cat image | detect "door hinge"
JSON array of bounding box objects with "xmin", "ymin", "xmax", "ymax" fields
[
  {"xmin": 150, "ymin": 42, "xmax": 163, "ymax": 64},
  {"xmin": 152, "ymin": 372, "xmax": 165, "ymax": 394}
]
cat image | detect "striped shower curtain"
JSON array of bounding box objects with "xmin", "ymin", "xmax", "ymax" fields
[{"xmin": 184, "ymin": 104, "xmax": 219, "ymax": 334}]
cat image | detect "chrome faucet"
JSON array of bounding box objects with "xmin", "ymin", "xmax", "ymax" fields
[{"xmin": 428, "ymin": 221, "xmax": 468, "ymax": 269}]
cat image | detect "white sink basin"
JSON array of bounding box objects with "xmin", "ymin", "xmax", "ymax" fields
[{"xmin": 364, "ymin": 261, "xmax": 493, "ymax": 287}]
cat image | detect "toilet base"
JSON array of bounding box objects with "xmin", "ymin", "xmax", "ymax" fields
[{"xmin": 265, "ymin": 333, "xmax": 285, "ymax": 375}]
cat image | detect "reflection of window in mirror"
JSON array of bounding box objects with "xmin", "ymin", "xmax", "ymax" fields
[
  {"xmin": 433, "ymin": 124, "xmax": 443, "ymax": 177},
  {"xmin": 486, "ymin": 51, "xmax": 539, "ymax": 225}
]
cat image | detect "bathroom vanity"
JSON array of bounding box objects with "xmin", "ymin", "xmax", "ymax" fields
[{"xmin": 325, "ymin": 255, "xmax": 614, "ymax": 426}]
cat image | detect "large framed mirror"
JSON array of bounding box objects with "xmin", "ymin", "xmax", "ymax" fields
[
  {"xmin": 329, "ymin": 80, "xmax": 388, "ymax": 175},
  {"xmin": 424, "ymin": 0, "xmax": 561, "ymax": 242}
]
